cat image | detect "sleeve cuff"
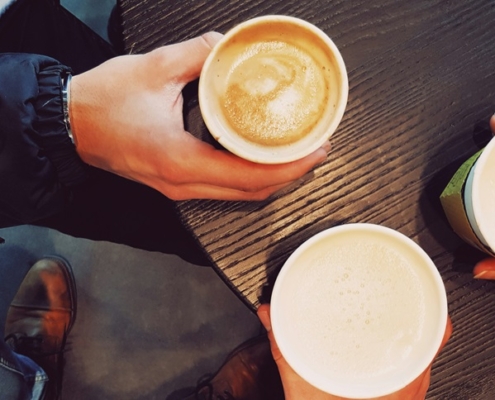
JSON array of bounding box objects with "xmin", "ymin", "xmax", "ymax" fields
[{"xmin": 35, "ymin": 59, "xmax": 88, "ymax": 188}]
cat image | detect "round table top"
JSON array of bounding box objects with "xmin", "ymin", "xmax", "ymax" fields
[{"xmin": 119, "ymin": 0, "xmax": 495, "ymax": 397}]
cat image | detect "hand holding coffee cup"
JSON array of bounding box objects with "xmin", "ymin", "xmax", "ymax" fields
[
  {"xmin": 258, "ymin": 305, "xmax": 452, "ymax": 400},
  {"xmin": 268, "ymin": 224, "xmax": 450, "ymax": 399},
  {"xmin": 199, "ymin": 16, "xmax": 348, "ymax": 164}
]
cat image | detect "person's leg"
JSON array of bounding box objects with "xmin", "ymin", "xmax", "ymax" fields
[
  {"xmin": 0, "ymin": 245, "xmax": 40, "ymax": 399},
  {"xmin": 1, "ymin": 256, "xmax": 77, "ymax": 400},
  {"xmin": 0, "ymin": 338, "xmax": 47, "ymax": 400}
]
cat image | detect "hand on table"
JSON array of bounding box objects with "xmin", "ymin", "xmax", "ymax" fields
[
  {"xmin": 257, "ymin": 304, "xmax": 452, "ymax": 400},
  {"xmin": 69, "ymin": 32, "xmax": 329, "ymax": 201}
]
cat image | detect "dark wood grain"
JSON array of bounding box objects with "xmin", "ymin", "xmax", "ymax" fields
[{"xmin": 119, "ymin": 0, "xmax": 495, "ymax": 398}]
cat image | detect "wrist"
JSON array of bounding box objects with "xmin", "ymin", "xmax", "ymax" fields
[{"xmin": 68, "ymin": 72, "xmax": 107, "ymax": 169}]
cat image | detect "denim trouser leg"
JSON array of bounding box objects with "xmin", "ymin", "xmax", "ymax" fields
[
  {"xmin": 0, "ymin": 338, "xmax": 48, "ymax": 400},
  {"xmin": 0, "ymin": 239, "xmax": 48, "ymax": 400}
]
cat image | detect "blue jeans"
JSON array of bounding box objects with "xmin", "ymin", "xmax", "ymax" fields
[
  {"xmin": 0, "ymin": 340, "xmax": 47, "ymax": 400},
  {"xmin": 0, "ymin": 243, "xmax": 47, "ymax": 399}
]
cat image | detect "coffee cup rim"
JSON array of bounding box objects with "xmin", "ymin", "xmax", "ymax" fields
[
  {"xmin": 467, "ymin": 137, "xmax": 495, "ymax": 250},
  {"xmin": 270, "ymin": 223, "xmax": 448, "ymax": 398},
  {"xmin": 199, "ymin": 15, "xmax": 349, "ymax": 164}
]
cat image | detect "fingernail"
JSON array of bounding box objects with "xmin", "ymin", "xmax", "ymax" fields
[
  {"xmin": 293, "ymin": 171, "xmax": 315, "ymax": 188},
  {"xmin": 474, "ymin": 270, "xmax": 495, "ymax": 280},
  {"xmin": 321, "ymin": 140, "xmax": 331, "ymax": 153}
]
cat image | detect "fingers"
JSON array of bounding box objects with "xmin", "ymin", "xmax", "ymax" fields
[
  {"xmin": 158, "ymin": 129, "xmax": 330, "ymax": 194},
  {"xmin": 152, "ymin": 179, "xmax": 290, "ymax": 201},
  {"xmin": 179, "ymin": 137, "xmax": 330, "ymax": 192},
  {"xmin": 150, "ymin": 31, "xmax": 223, "ymax": 84},
  {"xmin": 257, "ymin": 304, "xmax": 272, "ymax": 332},
  {"xmin": 257, "ymin": 304, "xmax": 284, "ymax": 362},
  {"xmin": 439, "ymin": 316, "xmax": 453, "ymax": 354},
  {"xmin": 473, "ymin": 258, "xmax": 495, "ymax": 279},
  {"xmin": 408, "ymin": 365, "xmax": 432, "ymax": 400}
]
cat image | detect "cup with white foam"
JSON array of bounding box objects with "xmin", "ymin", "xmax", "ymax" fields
[
  {"xmin": 271, "ymin": 223, "xmax": 448, "ymax": 399},
  {"xmin": 199, "ymin": 15, "xmax": 348, "ymax": 164},
  {"xmin": 463, "ymin": 137, "xmax": 495, "ymax": 253}
]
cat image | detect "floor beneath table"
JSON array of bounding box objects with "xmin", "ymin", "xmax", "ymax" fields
[
  {"xmin": 1, "ymin": 225, "xmax": 260, "ymax": 399},
  {"xmin": 0, "ymin": 2, "xmax": 260, "ymax": 399}
]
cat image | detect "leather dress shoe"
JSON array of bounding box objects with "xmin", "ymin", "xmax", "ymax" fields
[
  {"xmin": 184, "ymin": 335, "xmax": 284, "ymax": 400},
  {"xmin": 4, "ymin": 256, "xmax": 77, "ymax": 400}
]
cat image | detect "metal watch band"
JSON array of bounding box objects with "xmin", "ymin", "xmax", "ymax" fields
[{"xmin": 62, "ymin": 71, "xmax": 75, "ymax": 145}]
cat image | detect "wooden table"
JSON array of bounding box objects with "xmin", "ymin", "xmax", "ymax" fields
[{"xmin": 119, "ymin": 0, "xmax": 495, "ymax": 398}]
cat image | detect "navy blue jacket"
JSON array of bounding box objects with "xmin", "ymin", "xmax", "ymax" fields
[{"xmin": 0, "ymin": 53, "xmax": 87, "ymax": 226}]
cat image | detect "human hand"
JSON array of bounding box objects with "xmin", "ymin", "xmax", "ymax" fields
[
  {"xmin": 69, "ymin": 32, "xmax": 329, "ymax": 201},
  {"xmin": 257, "ymin": 304, "xmax": 452, "ymax": 400},
  {"xmin": 474, "ymin": 258, "xmax": 495, "ymax": 280}
]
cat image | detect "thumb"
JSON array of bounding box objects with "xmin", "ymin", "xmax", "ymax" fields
[
  {"xmin": 473, "ymin": 258, "xmax": 495, "ymax": 279},
  {"xmin": 258, "ymin": 303, "xmax": 272, "ymax": 332},
  {"xmin": 257, "ymin": 304, "xmax": 284, "ymax": 362},
  {"xmin": 164, "ymin": 31, "xmax": 223, "ymax": 83}
]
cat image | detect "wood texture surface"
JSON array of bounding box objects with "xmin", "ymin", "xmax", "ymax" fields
[{"xmin": 119, "ymin": 1, "xmax": 495, "ymax": 398}]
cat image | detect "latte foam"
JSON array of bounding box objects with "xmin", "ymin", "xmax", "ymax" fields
[
  {"xmin": 291, "ymin": 240, "xmax": 426, "ymax": 381},
  {"xmin": 270, "ymin": 224, "xmax": 448, "ymax": 398},
  {"xmin": 199, "ymin": 16, "xmax": 348, "ymax": 164},
  {"xmin": 222, "ymin": 41, "xmax": 328, "ymax": 146}
]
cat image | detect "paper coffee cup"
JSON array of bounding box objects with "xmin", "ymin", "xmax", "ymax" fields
[
  {"xmin": 271, "ymin": 224, "xmax": 448, "ymax": 399},
  {"xmin": 199, "ymin": 15, "xmax": 348, "ymax": 164},
  {"xmin": 463, "ymin": 137, "xmax": 495, "ymax": 252},
  {"xmin": 440, "ymin": 138, "xmax": 495, "ymax": 256}
]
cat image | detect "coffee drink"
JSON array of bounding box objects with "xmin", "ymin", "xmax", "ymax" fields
[
  {"xmin": 271, "ymin": 224, "xmax": 447, "ymax": 398},
  {"xmin": 220, "ymin": 22, "xmax": 334, "ymax": 146},
  {"xmin": 199, "ymin": 16, "xmax": 348, "ymax": 164},
  {"xmin": 291, "ymin": 237, "xmax": 425, "ymax": 381}
]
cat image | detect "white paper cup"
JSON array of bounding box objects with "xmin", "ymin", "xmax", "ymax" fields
[
  {"xmin": 271, "ymin": 224, "xmax": 448, "ymax": 399},
  {"xmin": 463, "ymin": 137, "xmax": 495, "ymax": 252},
  {"xmin": 199, "ymin": 15, "xmax": 348, "ymax": 164}
]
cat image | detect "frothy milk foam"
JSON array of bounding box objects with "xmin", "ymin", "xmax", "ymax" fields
[
  {"xmin": 290, "ymin": 240, "xmax": 425, "ymax": 382},
  {"xmin": 271, "ymin": 226, "xmax": 442, "ymax": 397}
]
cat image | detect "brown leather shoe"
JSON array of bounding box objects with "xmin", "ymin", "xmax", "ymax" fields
[
  {"xmin": 189, "ymin": 335, "xmax": 284, "ymax": 400},
  {"xmin": 4, "ymin": 256, "xmax": 77, "ymax": 400}
]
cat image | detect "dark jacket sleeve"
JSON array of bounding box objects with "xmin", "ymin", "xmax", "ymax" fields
[{"xmin": 0, "ymin": 53, "xmax": 87, "ymax": 226}]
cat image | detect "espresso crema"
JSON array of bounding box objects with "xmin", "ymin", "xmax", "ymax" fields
[{"xmin": 221, "ymin": 40, "xmax": 330, "ymax": 146}]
